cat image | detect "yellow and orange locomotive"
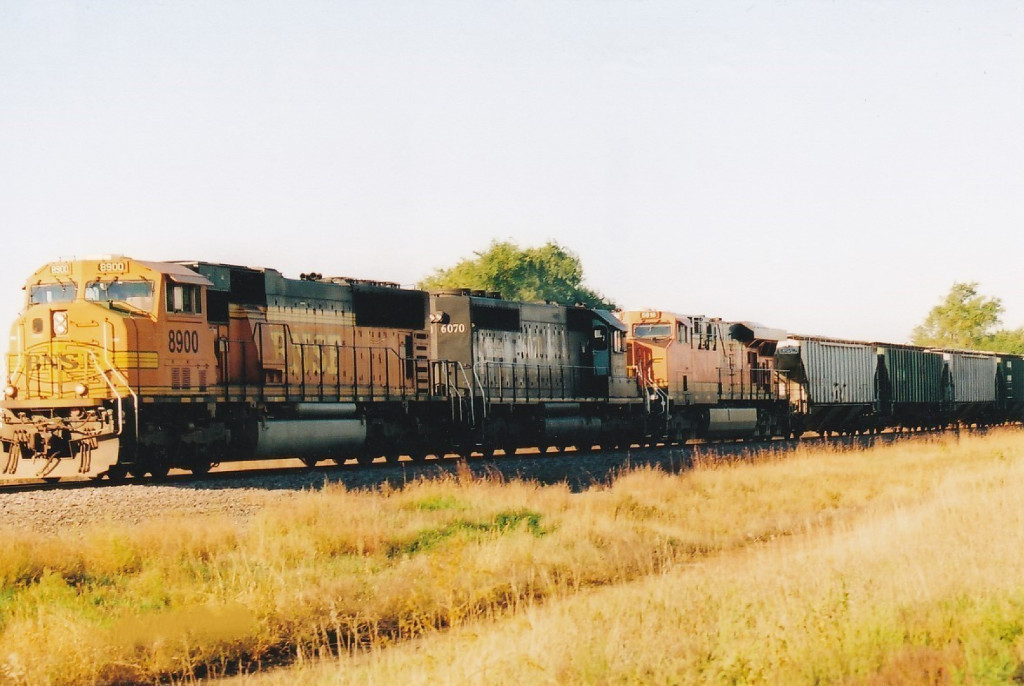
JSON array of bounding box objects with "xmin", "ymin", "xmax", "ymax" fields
[{"xmin": 3, "ymin": 257, "xmax": 222, "ymax": 478}]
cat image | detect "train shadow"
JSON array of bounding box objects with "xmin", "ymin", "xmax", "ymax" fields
[
  {"xmin": 160, "ymin": 424, "xmax": 995, "ymax": 495},
  {"xmin": 155, "ymin": 433, "xmax": 867, "ymax": 495}
]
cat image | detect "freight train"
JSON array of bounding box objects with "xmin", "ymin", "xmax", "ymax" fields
[{"xmin": 1, "ymin": 256, "xmax": 1021, "ymax": 480}]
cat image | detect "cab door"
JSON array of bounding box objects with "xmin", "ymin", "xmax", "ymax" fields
[
  {"xmin": 590, "ymin": 325, "xmax": 610, "ymax": 375},
  {"xmin": 581, "ymin": 322, "xmax": 611, "ymax": 397}
]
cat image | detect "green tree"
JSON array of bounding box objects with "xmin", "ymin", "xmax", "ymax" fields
[
  {"xmin": 418, "ymin": 241, "xmax": 617, "ymax": 309},
  {"xmin": 980, "ymin": 327, "xmax": 1024, "ymax": 355},
  {"xmin": 910, "ymin": 282, "xmax": 1024, "ymax": 352}
]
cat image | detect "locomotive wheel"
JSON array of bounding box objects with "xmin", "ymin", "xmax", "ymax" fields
[
  {"xmin": 148, "ymin": 464, "xmax": 170, "ymax": 480},
  {"xmin": 301, "ymin": 457, "xmax": 320, "ymax": 468},
  {"xmin": 483, "ymin": 445, "xmax": 501, "ymax": 458},
  {"xmin": 106, "ymin": 465, "xmax": 128, "ymax": 482},
  {"xmin": 189, "ymin": 461, "xmax": 212, "ymax": 475}
]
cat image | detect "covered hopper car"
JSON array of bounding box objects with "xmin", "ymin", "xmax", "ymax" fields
[{"xmin": 776, "ymin": 336, "xmax": 1024, "ymax": 434}]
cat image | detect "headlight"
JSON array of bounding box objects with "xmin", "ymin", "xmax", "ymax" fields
[
  {"xmin": 52, "ymin": 311, "xmax": 69, "ymax": 336},
  {"xmin": 3, "ymin": 385, "xmax": 16, "ymax": 399},
  {"xmin": 75, "ymin": 383, "xmax": 89, "ymax": 397}
]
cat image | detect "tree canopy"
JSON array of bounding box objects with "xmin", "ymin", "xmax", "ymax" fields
[
  {"xmin": 911, "ymin": 282, "xmax": 1024, "ymax": 353},
  {"xmin": 418, "ymin": 241, "xmax": 617, "ymax": 310}
]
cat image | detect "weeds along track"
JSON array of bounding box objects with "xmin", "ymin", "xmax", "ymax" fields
[
  {"xmin": 0, "ymin": 427, "xmax": 995, "ymax": 534},
  {"xmin": 0, "ymin": 424, "xmax": 993, "ymax": 499}
]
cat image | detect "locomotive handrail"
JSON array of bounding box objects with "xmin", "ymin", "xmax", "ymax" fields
[
  {"xmin": 460, "ymin": 362, "xmax": 477, "ymax": 425},
  {"xmin": 6, "ymin": 327, "xmax": 25, "ymax": 387},
  {"xmin": 478, "ymin": 360, "xmax": 566, "ymax": 403},
  {"xmin": 452, "ymin": 361, "xmax": 477, "ymax": 425},
  {"xmin": 246, "ymin": 322, "xmax": 432, "ymax": 402},
  {"xmin": 102, "ymin": 321, "xmax": 137, "ymax": 398},
  {"xmin": 629, "ymin": 363, "xmax": 656, "ymax": 390},
  {"xmin": 774, "ymin": 369, "xmax": 791, "ymax": 402},
  {"xmin": 385, "ymin": 347, "xmax": 432, "ymax": 400},
  {"xmin": 87, "ymin": 351, "xmax": 127, "ymax": 439},
  {"xmin": 102, "ymin": 319, "xmax": 138, "ymax": 443},
  {"xmin": 714, "ymin": 366, "xmax": 781, "ymax": 401},
  {"xmin": 473, "ymin": 361, "xmax": 628, "ymax": 403},
  {"xmin": 430, "ymin": 360, "xmax": 477, "ymax": 425},
  {"xmin": 629, "ymin": 364, "xmax": 668, "ymax": 417},
  {"xmin": 469, "ymin": 363, "xmax": 487, "ymax": 419}
]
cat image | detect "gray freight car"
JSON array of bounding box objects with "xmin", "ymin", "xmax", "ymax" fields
[
  {"xmin": 775, "ymin": 336, "xmax": 878, "ymax": 433},
  {"xmin": 941, "ymin": 350, "xmax": 998, "ymax": 422}
]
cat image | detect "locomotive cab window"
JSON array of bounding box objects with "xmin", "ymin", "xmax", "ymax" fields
[
  {"xmin": 691, "ymin": 319, "xmax": 717, "ymax": 350},
  {"xmin": 166, "ymin": 283, "xmax": 203, "ymax": 315},
  {"xmin": 633, "ymin": 324, "xmax": 671, "ymax": 339},
  {"xmin": 29, "ymin": 282, "xmax": 77, "ymax": 305},
  {"xmin": 85, "ymin": 280, "xmax": 154, "ymax": 311}
]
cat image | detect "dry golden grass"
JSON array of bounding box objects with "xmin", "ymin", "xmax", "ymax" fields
[
  {"xmin": 235, "ymin": 430, "xmax": 1024, "ymax": 685},
  {"xmin": 1, "ymin": 430, "xmax": 1022, "ymax": 684}
]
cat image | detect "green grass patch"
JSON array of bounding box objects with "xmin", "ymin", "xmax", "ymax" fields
[
  {"xmin": 407, "ymin": 494, "xmax": 464, "ymax": 511},
  {"xmin": 388, "ymin": 509, "xmax": 547, "ymax": 558}
]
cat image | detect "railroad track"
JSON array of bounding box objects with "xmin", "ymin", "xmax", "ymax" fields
[
  {"xmin": 0, "ymin": 426, "xmax": 1009, "ymax": 536},
  {"xmin": 0, "ymin": 424, "xmax": 996, "ymax": 496}
]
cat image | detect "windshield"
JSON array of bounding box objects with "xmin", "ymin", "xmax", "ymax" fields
[
  {"xmin": 632, "ymin": 324, "xmax": 672, "ymax": 339},
  {"xmin": 29, "ymin": 282, "xmax": 77, "ymax": 305},
  {"xmin": 85, "ymin": 280, "xmax": 154, "ymax": 311}
]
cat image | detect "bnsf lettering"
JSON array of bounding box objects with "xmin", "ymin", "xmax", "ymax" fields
[
  {"xmin": 27, "ymin": 353, "xmax": 83, "ymax": 369},
  {"xmin": 167, "ymin": 329, "xmax": 200, "ymax": 354}
]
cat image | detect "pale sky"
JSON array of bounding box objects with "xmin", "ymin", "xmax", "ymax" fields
[{"xmin": 2, "ymin": 0, "xmax": 1022, "ymax": 358}]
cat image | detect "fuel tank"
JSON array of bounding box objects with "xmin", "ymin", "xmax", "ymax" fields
[
  {"xmin": 538, "ymin": 415, "xmax": 603, "ymax": 448},
  {"xmin": 251, "ymin": 418, "xmax": 368, "ymax": 461},
  {"xmin": 705, "ymin": 408, "xmax": 758, "ymax": 438}
]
